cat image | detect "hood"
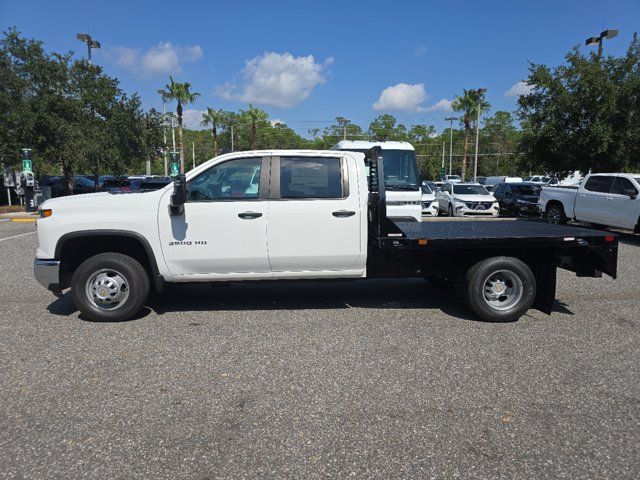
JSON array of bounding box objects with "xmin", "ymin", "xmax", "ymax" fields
[
  {"xmin": 452, "ymin": 194, "xmax": 496, "ymax": 202},
  {"xmin": 40, "ymin": 190, "xmax": 164, "ymax": 213},
  {"xmin": 421, "ymin": 193, "xmax": 436, "ymax": 201}
]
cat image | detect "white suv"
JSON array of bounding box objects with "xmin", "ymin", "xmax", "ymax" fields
[{"xmin": 436, "ymin": 183, "xmax": 499, "ymax": 217}]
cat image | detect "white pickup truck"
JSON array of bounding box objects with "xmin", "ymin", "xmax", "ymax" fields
[
  {"xmin": 540, "ymin": 173, "xmax": 640, "ymax": 232},
  {"xmin": 34, "ymin": 148, "xmax": 618, "ymax": 323}
]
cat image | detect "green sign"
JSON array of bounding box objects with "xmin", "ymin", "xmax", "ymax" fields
[
  {"xmin": 170, "ymin": 161, "xmax": 179, "ymax": 176},
  {"xmin": 440, "ymin": 167, "xmax": 446, "ymax": 178},
  {"xmin": 22, "ymin": 159, "xmax": 33, "ymax": 173}
]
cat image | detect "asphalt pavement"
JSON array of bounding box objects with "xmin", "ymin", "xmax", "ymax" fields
[{"xmin": 1, "ymin": 219, "xmax": 639, "ymax": 479}]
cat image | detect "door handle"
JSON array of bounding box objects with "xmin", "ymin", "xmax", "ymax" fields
[
  {"xmin": 332, "ymin": 210, "xmax": 356, "ymax": 218},
  {"xmin": 238, "ymin": 211, "xmax": 262, "ymax": 219}
]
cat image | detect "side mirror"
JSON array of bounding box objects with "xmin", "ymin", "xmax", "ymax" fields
[
  {"xmin": 170, "ymin": 174, "xmax": 187, "ymax": 215},
  {"xmin": 623, "ymin": 189, "xmax": 637, "ymax": 200}
]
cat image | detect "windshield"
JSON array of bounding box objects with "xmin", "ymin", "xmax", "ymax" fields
[
  {"xmin": 347, "ymin": 148, "xmax": 418, "ymax": 190},
  {"xmin": 421, "ymin": 184, "xmax": 432, "ymax": 194},
  {"xmin": 511, "ymin": 185, "xmax": 541, "ymax": 195},
  {"xmin": 447, "ymin": 175, "xmax": 461, "ymax": 181},
  {"xmin": 453, "ymin": 184, "xmax": 489, "ymax": 195}
]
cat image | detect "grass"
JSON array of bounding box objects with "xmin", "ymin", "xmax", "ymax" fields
[{"xmin": 0, "ymin": 205, "xmax": 26, "ymax": 214}]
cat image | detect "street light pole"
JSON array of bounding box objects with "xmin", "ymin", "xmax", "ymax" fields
[
  {"xmin": 76, "ymin": 33, "xmax": 100, "ymax": 64},
  {"xmin": 157, "ymin": 89, "xmax": 169, "ymax": 176},
  {"xmin": 586, "ymin": 29, "xmax": 618, "ymax": 59},
  {"xmin": 445, "ymin": 116, "xmax": 458, "ymax": 175},
  {"xmin": 473, "ymin": 88, "xmax": 487, "ymax": 181}
]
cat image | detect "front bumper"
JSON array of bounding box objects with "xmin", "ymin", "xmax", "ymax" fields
[
  {"xmin": 34, "ymin": 259, "xmax": 61, "ymax": 292},
  {"xmin": 455, "ymin": 205, "xmax": 499, "ymax": 217},
  {"xmin": 516, "ymin": 203, "xmax": 542, "ymax": 216}
]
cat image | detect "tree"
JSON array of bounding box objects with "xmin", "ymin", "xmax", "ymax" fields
[
  {"xmin": 0, "ymin": 28, "xmax": 161, "ymax": 193},
  {"xmin": 164, "ymin": 76, "xmax": 200, "ymax": 172},
  {"xmin": 368, "ymin": 114, "xmax": 407, "ymax": 141},
  {"xmin": 483, "ymin": 111, "xmax": 519, "ymax": 176},
  {"xmin": 201, "ymin": 107, "xmax": 225, "ymax": 157},
  {"xmin": 242, "ymin": 104, "xmax": 268, "ymax": 149},
  {"xmin": 451, "ymin": 89, "xmax": 490, "ymax": 180},
  {"xmin": 518, "ymin": 35, "xmax": 640, "ymax": 175}
]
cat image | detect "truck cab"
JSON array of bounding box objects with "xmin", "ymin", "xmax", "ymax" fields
[{"xmin": 331, "ymin": 140, "xmax": 421, "ymax": 221}]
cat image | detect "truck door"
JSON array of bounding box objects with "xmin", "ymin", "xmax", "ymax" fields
[
  {"xmin": 574, "ymin": 175, "xmax": 614, "ymax": 223},
  {"xmin": 607, "ymin": 176, "xmax": 639, "ymax": 229},
  {"xmin": 267, "ymin": 155, "xmax": 365, "ymax": 276},
  {"xmin": 157, "ymin": 156, "xmax": 271, "ymax": 278}
]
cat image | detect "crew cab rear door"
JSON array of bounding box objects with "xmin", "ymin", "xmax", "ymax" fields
[{"xmin": 267, "ymin": 154, "xmax": 365, "ymax": 276}]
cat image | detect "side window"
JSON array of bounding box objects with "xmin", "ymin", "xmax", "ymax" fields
[
  {"xmin": 584, "ymin": 176, "xmax": 614, "ymax": 193},
  {"xmin": 279, "ymin": 157, "xmax": 344, "ymax": 199},
  {"xmin": 610, "ymin": 177, "xmax": 638, "ymax": 196},
  {"xmin": 187, "ymin": 157, "xmax": 262, "ymax": 201},
  {"xmin": 494, "ymin": 184, "xmax": 504, "ymax": 195}
]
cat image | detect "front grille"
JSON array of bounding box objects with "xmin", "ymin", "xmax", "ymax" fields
[
  {"xmin": 387, "ymin": 201, "xmax": 421, "ymax": 206},
  {"xmin": 465, "ymin": 201, "xmax": 494, "ymax": 210}
]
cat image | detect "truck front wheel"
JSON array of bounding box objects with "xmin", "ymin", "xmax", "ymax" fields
[
  {"xmin": 464, "ymin": 256, "xmax": 536, "ymax": 322},
  {"xmin": 71, "ymin": 253, "xmax": 149, "ymax": 322}
]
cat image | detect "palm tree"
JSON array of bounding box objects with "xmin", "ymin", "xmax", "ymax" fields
[
  {"xmin": 165, "ymin": 76, "xmax": 200, "ymax": 172},
  {"xmin": 243, "ymin": 104, "xmax": 268, "ymax": 149},
  {"xmin": 451, "ymin": 89, "xmax": 490, "ymax": 181},
  {"xmin": 201, "ymin": 107, "xmax": 225, "ymax": 157}
]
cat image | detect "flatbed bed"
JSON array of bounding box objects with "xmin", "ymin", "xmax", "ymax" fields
[{"xmin": 392, "ymin": 219, "xmax": 614, "ymax": 246}]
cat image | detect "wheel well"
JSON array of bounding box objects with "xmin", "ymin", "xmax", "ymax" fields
[
  {"xmin": 57, "ymin": 234, "xmax": 157, "ymax": 290},
  {"xmin": 545, "ymin": 200, "xmax": 564, "ymax": 213}
]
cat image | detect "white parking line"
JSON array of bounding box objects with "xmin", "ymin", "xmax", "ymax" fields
[
  {"xmin": 0, "ymin": 231, "xmax": 37, "ymax": 242},
  {"xmin": 0, "ymin": 219, "xmax": 11, "ymax": 222}
]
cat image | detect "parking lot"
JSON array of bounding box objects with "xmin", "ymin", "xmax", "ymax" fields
[{"xmin": 1, "ymin": 218, "xmax": 639, "ymax": 479}]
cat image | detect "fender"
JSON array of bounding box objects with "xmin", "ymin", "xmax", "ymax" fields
[{"xmin": 54, "ymin": 229, "xmax": 165, "ymax": 291}]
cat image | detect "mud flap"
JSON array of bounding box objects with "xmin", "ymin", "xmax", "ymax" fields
[{"xmin": 533, "ymin": 261, "xmax": 557, "ymax": 315}]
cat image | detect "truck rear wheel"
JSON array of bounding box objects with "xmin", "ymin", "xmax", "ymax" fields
[
  {"xmin": 546, "ymin": 204, "xmax": 567, "ymax": 225},
  {"xmin": 464, "ymin": 256, "xmax": 536, "ymax": 322},
  {"xmin": 71, "ymin": 252, "xmax": 149, "ymax": 322}
]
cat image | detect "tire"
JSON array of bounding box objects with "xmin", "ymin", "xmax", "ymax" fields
[
  {"xmin": 448, "ymin": 204, "xmax": 454, "ymax": 217},
  {"xmin": 546, "ymin": 204, "xmax": 567, "ymax": 225},
  {"xmin": 463, "ymin": 256, "xmax": 536, "ymax": 322},
  {"xmin": 71, "ymin": 252, "xmax": 149, "ymax": 322}
]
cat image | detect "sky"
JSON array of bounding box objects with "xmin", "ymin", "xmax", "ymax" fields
[{"xmin": 2, "ymin": 0, "xmax": 639, "ymax": 135}]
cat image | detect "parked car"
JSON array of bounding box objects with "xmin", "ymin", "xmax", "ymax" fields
[
  {"xmin": 101, "ymin": 177, "xmax": 132, "ymax": 193},
  {"xmin": 138, "ymin": 176, "xmax": 172, "ymax": 192},
  {"xmin": 539, "ymin": 173, "xmax": 640, "ymax": 231},
  {"xmin": 421, "ymin": 183, "xmax": 438, "ymax": 217},
  {"xmin": 470, "ymin": 176, "xmax": 487, "ymax": 185},
  {"xmin": 436, "ymin": 182, "xmax": 499, "ymax": 217},
  {"xmin": 39, "ymin": 176, "xmax": 95, "ymax": 198},
  {"xmin": 492, "ymin": 182, "xmax": 542, "ymax": 217},
  {"xmin": 442, "ymin": 174, "xmax": 462, "ymax": 183}
]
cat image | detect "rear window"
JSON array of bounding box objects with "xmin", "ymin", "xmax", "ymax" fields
[
  {"xmin": 103, "ymin": 179, "xmax": 130, "ymax": 188},
  {"xmin": 280, "ymin": 157, "xmax": 344, "ymax": 199},
  {"xmin": 584, "ymin": 176, "xmax": 614, "ymax": 193}
]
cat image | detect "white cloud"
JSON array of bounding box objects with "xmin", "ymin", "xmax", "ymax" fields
[
  {"xmin": 373, "ymin": 83, "xmax": 428, "ymax": 112},
  {"xmin": 425, "ymin": 98, "xmax": 453, "ymax": 112},
  {"xmin": 414, "ymin": 45, "xmax": 427, "ymax": 57},
  {"xmin": 505, "ymin": 81, "xmax": 534, "ymax": 97},
  {"xmin": 270, "ymin": 119, "xmax": 285, "ymax": 126},
  {"xmin": 183, "ymin": 109, "xmax": 206, "ymax": 130},
  {"xmin": 216, "ymin": 52, "xmax": 332, "ymax": 108},
  {"xmin": 108, "ymin": 42, "xmax": 203, "ymax": 77}
]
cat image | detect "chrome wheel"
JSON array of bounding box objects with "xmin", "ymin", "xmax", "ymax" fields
[
  {"xmin": 85, "ymin": 269, "xmax": 130, "ymax": 311},
  {"xmin": 482, "ymin": 270, "xmax": 523, "ymax": 311}
]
